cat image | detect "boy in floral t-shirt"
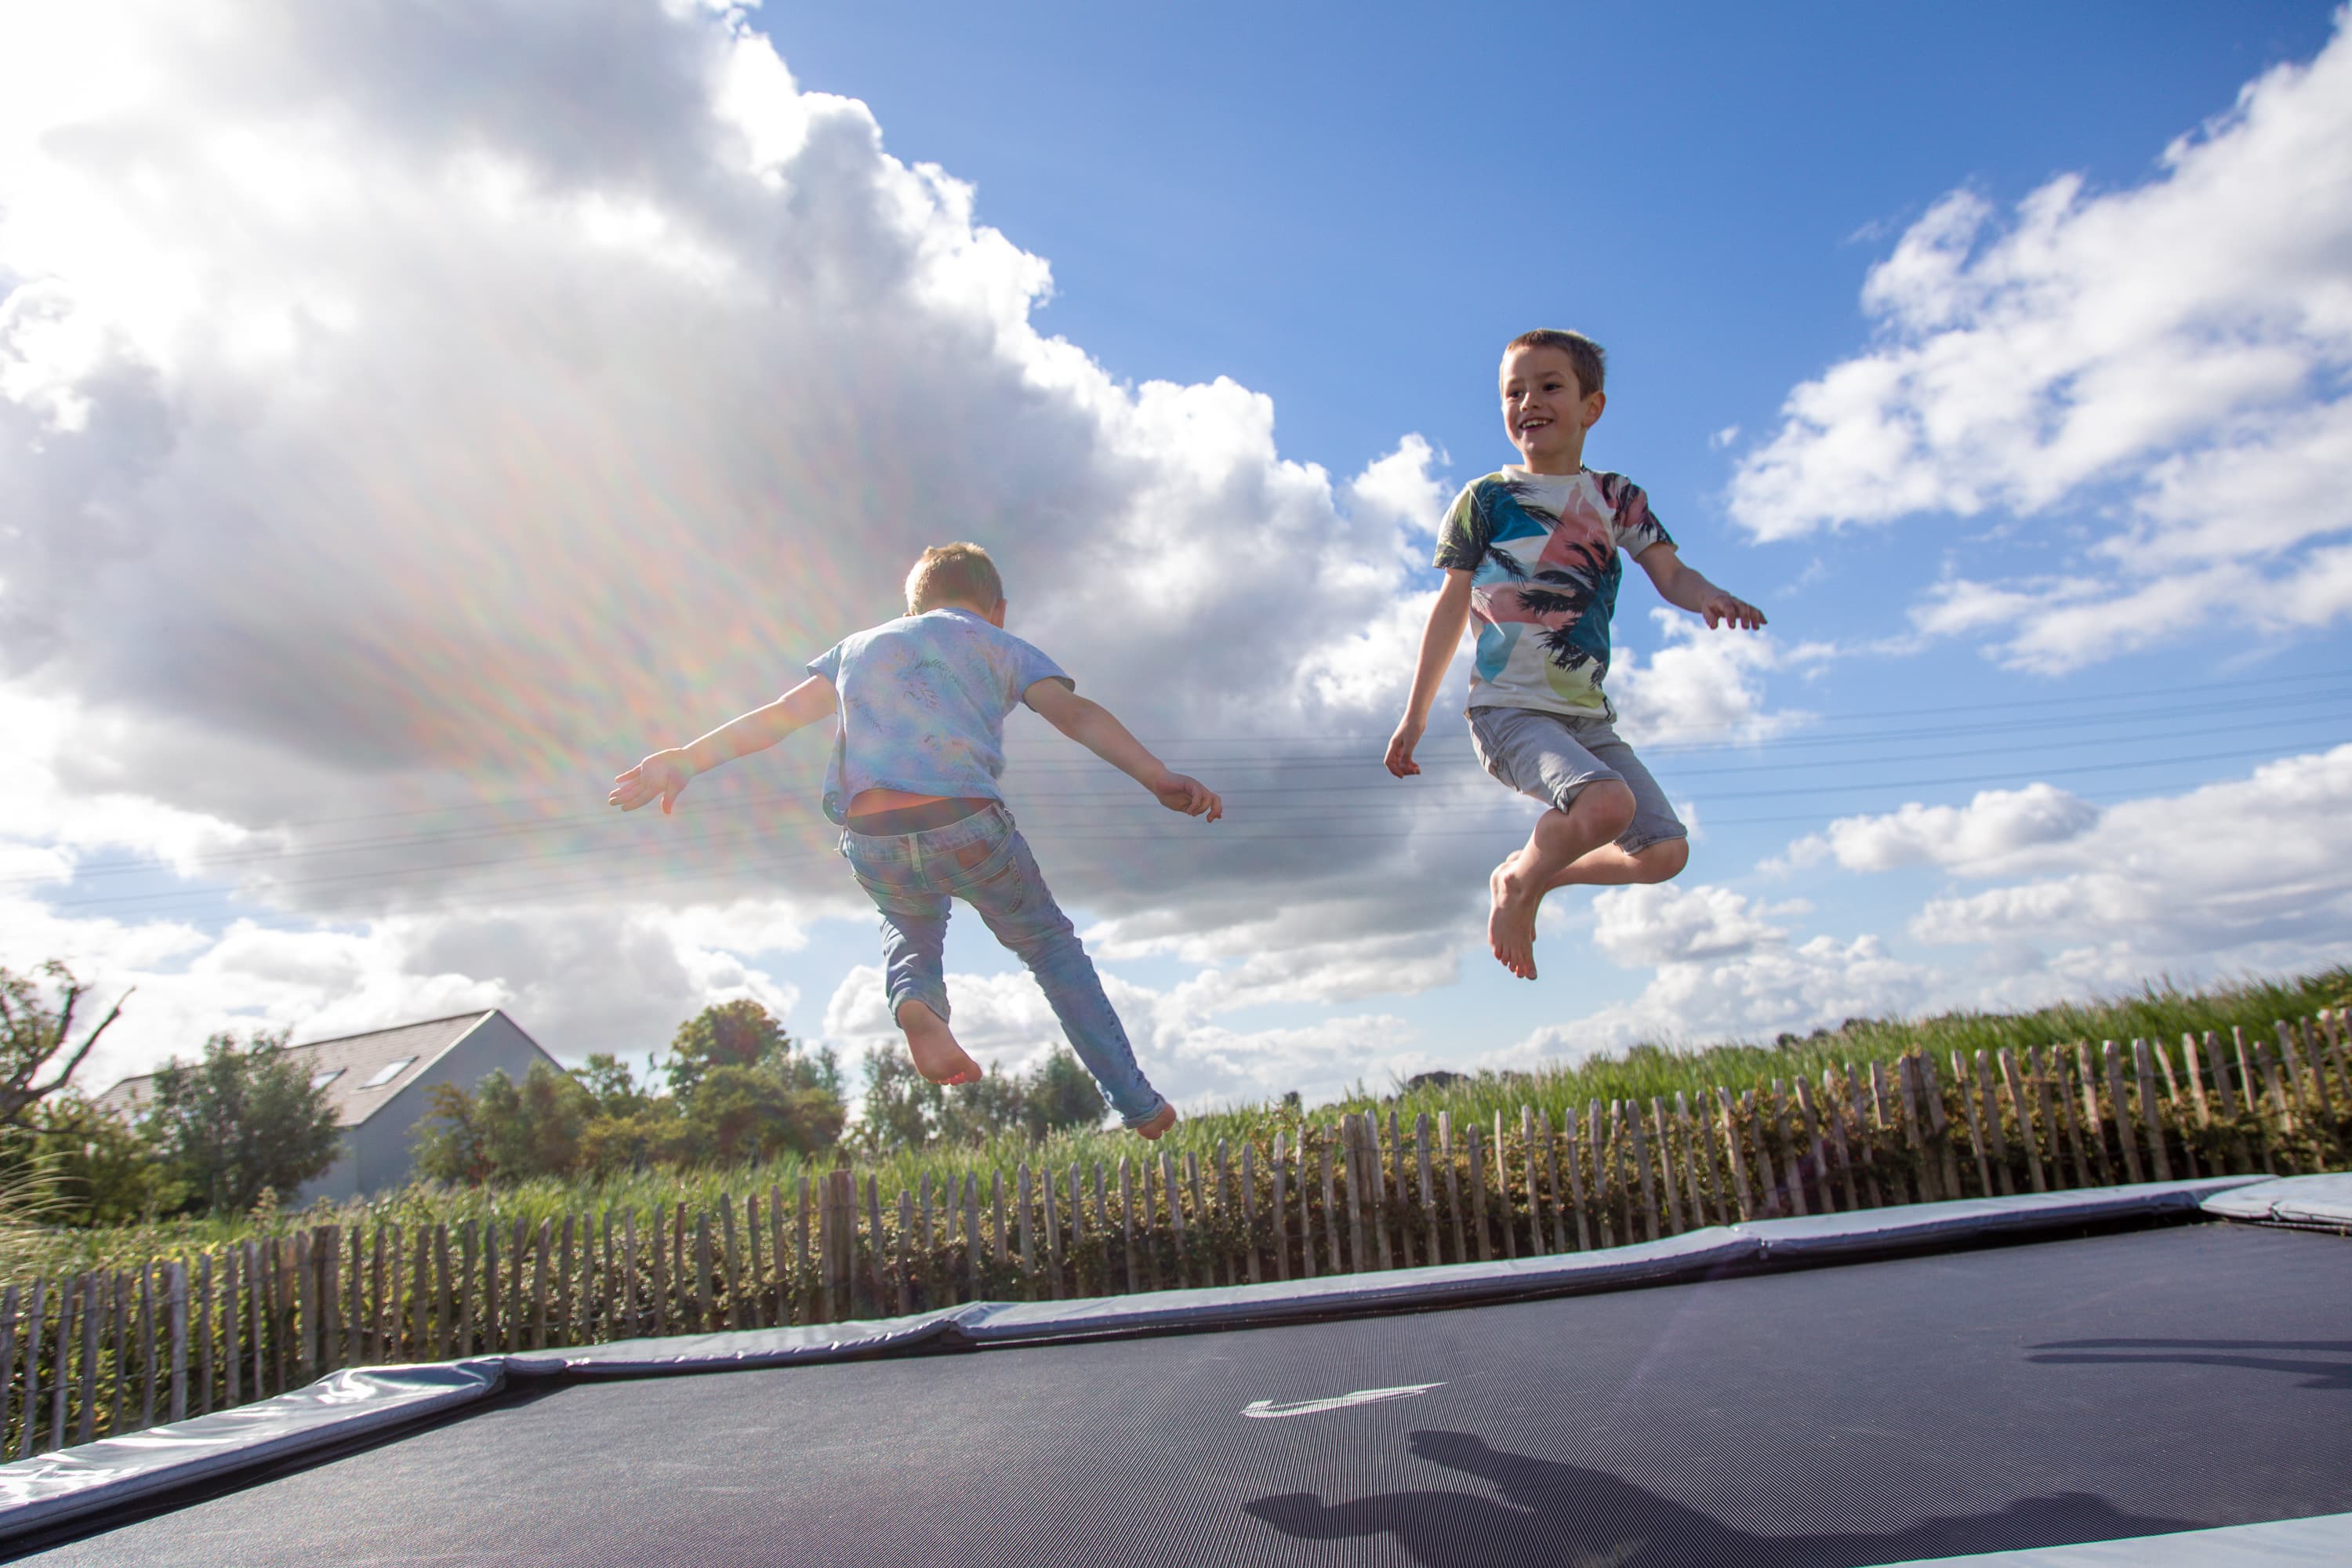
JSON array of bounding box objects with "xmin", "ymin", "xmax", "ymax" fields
[{"xmin": 1385, "ymin": 330, "xmax": 1767, "ymax": 981}]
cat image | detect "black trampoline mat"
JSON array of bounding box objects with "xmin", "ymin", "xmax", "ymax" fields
[{"xmin": 26, "ymin": 1222, "xmax": 2352, "ymax": 1567}]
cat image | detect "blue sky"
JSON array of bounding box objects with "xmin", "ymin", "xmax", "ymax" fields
[{"xmin": 3, "ymin": 1, "xmax": 2349, "ymax": 1109}]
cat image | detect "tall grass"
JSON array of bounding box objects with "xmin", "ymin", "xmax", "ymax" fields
[{"xmin": 13, "ymin": 964, "xmax": 2347, "ymax": 1282}]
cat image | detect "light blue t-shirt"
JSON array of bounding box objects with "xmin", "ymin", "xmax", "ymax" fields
[{"xmin": 807, "ymin": 608, "xmax": 1071, "ymax": 825}]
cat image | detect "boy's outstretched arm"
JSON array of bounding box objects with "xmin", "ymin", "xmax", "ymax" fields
[
  {"xmin": 608, "ymin": 674, "xmax": 837, "ymax": 815},
  {"xmin": 1385, "ymin": 570, "xmax": 1475, "ymax": 778},
  {"xmin": 1023, "ymin": 680, "xmax": 1222, "ymax": 821},
  {"xmin": 1635, "ymin": 543, "xmax": 1766, "ymax": 630}
]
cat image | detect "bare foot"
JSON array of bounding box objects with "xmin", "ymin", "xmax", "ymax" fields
[
  {"xmin": 897, "ymin": 1000, "xmax": 982, "ymax": 1085},
  {"xmin": 1133, "ymin": 1104, "xmax": 1178, "ymax": 1140},
  {"xmin": 1487, "ymin": 857, "xmax": 1541, "ymax": 981}
]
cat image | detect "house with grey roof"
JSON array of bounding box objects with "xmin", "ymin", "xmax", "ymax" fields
[{"xmin": 95, "ymin": 1010, "xmax": 563, "ymax": 1203}]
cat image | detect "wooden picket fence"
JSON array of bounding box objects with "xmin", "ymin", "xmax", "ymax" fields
[{"xmin": 3, "ymin": 1013, "xmax": 2347, "ymax": 1460}]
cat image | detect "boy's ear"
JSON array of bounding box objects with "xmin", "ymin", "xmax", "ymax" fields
[
  {"xmin": 986, "ymin": 599, "xmax": 1007, "ymax": 628},
  {"xmin": 1583, "ymin": 389, "xmax": 1607, "ymax": 429}
]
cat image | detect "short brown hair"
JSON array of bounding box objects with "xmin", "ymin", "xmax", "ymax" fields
[
  {"xmin": 905, "ymin": 543, "xmax": 1004, "ymax": 614},
  {"xmin": 1503, "ymin": 329, "xmax": 1606, "ymax": 399}
]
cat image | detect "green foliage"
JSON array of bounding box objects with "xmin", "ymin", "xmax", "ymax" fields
[
  {"xmin": 415, "ymin": 1001, "xmax": 846, "ymax": 1186},
  {"xmin": 17, "ymin": 1094, "xmax": 183, "ymax": 1225},
  {"xmin": 576, "ymin": 1052, "xmax": 651, "ymax": 1116},
  {"xmin": 690, "ymin": 1063, "xmax": 845, "ymax": 1163},
  {"xmin": 853, "ymin": 1045, "xmax": 1108, "ymax": 1151},
  {"xmin": 1018, "ymin": 1047, "xmax": 1109, "ymax": 1139},
  {"xmin": 141, "ymin": 1029, "xmax": 342, "ymax": 1215},
  {"xmin": 413, "ymin": 1062, "xmax": 600, "ymax": 1185},
  {"xmin": 668, "ymin": 999, "xmax": 796, "ymax": 1096}
]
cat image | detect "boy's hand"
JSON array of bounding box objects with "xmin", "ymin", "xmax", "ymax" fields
[
  {"xmin": 1147, "ymin": 770, "xmax": 1223, "ymax": 822},
  {"xmin": 609, "ymin": 750, "xmax": 696, "ymax": 815},
  {"xmin": 1700, "ymin": 590, "xmax": 1767, "ymax": 630},
  {"xmin": 1384, "ymin": 717, "xmax": 1425, "ymax": 777}
]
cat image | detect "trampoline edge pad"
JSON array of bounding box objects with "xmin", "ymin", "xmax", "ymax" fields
[
  {"xmin": 1736, "ymin": 1176, "xmax": 2260, "ymax": 1261},
  {"xmin": 0, "ymin": 1360, "xmax": 503, "ymax": 1547},
  {"xmin": 1863, "ymin": 1508, "xmax": 2352, "ymax": 1565},
  {"xmin": 2200, "ymin": 1171, "xmax": 2352, "ymax": 1230}
]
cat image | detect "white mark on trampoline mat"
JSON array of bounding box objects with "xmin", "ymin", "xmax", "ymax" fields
[{"xmin": 1241, "ymin": 1384, "xmax": 1444, "ymax": 1418}]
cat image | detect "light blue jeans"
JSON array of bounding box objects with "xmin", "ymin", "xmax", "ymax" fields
[{"xmin": 839, "ymin": 802, "xmax": 1167, "ymax": 1128}]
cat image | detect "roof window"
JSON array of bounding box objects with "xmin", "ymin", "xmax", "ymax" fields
[
  {"xmin": 310, "ymin": 1068, "xmax": 344, "ymax": 1090},
  {"xmin": 359, "ymin": 1057, "xmax": 416, "ymax": 1089}
]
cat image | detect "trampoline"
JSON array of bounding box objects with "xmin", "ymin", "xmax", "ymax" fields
[{"xmin": 4, "ymin": 1177, "xmax": 2347, "ymax": 1566}]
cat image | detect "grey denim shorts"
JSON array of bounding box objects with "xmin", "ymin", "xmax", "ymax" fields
[{"xmin": 1466, "ymin": 706, "xmax": 1688, "ymax": 854}]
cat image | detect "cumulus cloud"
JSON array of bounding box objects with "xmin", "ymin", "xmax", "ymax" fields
[
  {"xmin": 1779, "ymin": 782, "xmax": 2100, "ymax": 877},
  {"xmin": 1906, "ymin": 745, "xmax": 2352, "ymax": 964},
  {"xmin": 1728, "ymin": 16, "xmax": 2352, "ymax": 673},
  {"xmin": 1509, "ymin": 746, "xmax": 2352, "ymax": 1073},
  {"xmin": 0, "ymin": 0, "xmax": 1468, "ymax": 923},
  {"xmin": 1592, "ymin": 882, "xmax": 1797, "ymax": 967},
  {"xmin": 1608, "ymin": 611, "xmax": 1820, "ymax": 748},
  {"xmin": 1518, "ymin": 882, "xmax": 1933, "ymax": 1062}
]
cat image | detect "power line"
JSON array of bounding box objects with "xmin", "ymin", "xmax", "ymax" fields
[
  {"xmin": 51, "ymin": 665, "xmax": 2343, "ymax": 841},
  {"xmin": 34, "ymin": 737, "xmax": 2328, "ymax": 916},
  {"xmin": 33, "ymin": 689, "xmax": 2352, "ymax": 891}
]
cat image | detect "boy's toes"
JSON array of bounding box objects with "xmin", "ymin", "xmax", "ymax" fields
[
  {"xmin": 1486, "ymin": 887, "xmax": 1539, "ymax": 981},
  {"xmin": 920, "ymin": 1047, "xmax": 983, "ymax": 1086},
  {"xmin": 1133, "ymin": 1104, "xmax": 1178, "ymax": 1140}
]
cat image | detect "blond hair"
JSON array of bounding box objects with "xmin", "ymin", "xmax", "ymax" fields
[
  {"xmin": 905, "ymin": 543, "xmax": 1004, "ymax": 615},
  {"xmin": 1504, "ymin": 328, "xmax": 1606, "ymax": 399}
]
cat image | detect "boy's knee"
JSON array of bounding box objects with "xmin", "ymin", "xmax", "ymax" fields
[
  {"xmin": 1634, "ymin": 838, "xmax": 1689, "ymax": 884},
  {"xmin": 1575, "ymin": 779, "xmax": 1638, "ymax": 839}
]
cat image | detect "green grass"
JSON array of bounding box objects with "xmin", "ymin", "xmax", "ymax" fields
[{"xmin": 13, "ymin": 964, "xmax": 2347, "ymax": 1283}]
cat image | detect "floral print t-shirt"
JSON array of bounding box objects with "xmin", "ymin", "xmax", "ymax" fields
[
  {"xmin": 1432, "ymin": 466, "xmax": 1674, "ymax": 720},
  {"xmin": 807, "ymin": 608, "xmax": 1070, "ymax": 825}
]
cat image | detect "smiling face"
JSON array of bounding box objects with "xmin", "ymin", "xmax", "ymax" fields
[{"xmin": 1500, "ymin": 343, "xmax": 1606, "ymax": 474}]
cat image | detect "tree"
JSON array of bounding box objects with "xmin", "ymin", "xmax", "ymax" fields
[
  {"xmin": 664, "ymin": 1000, "xmax": 845, "ymax": 1161},
  {"xmin": 0, "ymin": 963, "xmax": 129, "ymax": 1128},
  {"xmin": 142, "ymin": 1029, "xmax": 342, "ymax": 1214},
  {"xmin": 1018, "ymin": 1048, "xmax": 1108, "ymax": 1139},
  {"xmin": 576, "ymin": 1053, "xmax": 649, "ymax": 1116},
  {"xmin": 576, "ymin": 1098, "xmax": 702, "ymax": 1174},
  {"xmin": 40, "ymin": 1094, "xmax": 180, "ymax": 1225},
  {"xmin": 413, "ymin": 1062, "xmax": 597, "ymax": 1185},
  {"xmin": 935, "ymin": 1062, "xmax": 1026, "ymax": 1146},
  {"xmin": 690, "ymin": 1065, "xmax": 844, "ymax": 1163},
  {"xmin": 665, "ymin": 999, "xmax": 792, "ymax": 1098},
  {"xmin": 857, "ymin": 1047, "xmax": 942, "ymax": 1150},
  {"xmin": 857, "ymin": 1045, "xmax": 1109, "ymax": 1149}
]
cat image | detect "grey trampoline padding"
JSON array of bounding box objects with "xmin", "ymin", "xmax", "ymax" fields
[
  {"xmin": 2203, "ymin": 1172, "xmax": 2352, "ymax": 1229},
  {"xmin": 19, "ymin": 1221, "xmax": 2352, "ymax": 1568},
  {"xmin": 1867, "ymin": 1509, "xmax": 2352, "ymax": 1566}
]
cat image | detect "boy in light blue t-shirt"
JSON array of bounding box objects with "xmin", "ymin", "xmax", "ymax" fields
[{"xmin": 612, "ymin": 543, "xmax": 1218, "ymax": 1138}]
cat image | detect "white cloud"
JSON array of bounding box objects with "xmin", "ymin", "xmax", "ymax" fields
[
  {"xmin": 1728, "ymin": 16, "xmax": 2352, "ymax": 673},
  {"xmin": 1609, "ymin": 610, "xmax": 1819, "ymax": 747},
  {"xmin": 1907, "ymin": 745, "xmax": 2352, "ymax": 961},
  {"xmin": 1519, "ymin": 882, "xmax": 1934, "ymax": 1062},
  {"xmin": 0, "ymin": 0, "xmax": 1453, "ymax": 930},
  {"xmin": 1592, "ymin": 882, "xmax": 1794, "ymax": 967},
  {"xmin": 1781, "ymin": 782, "xmax": 2101, "ymax": 876}
]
